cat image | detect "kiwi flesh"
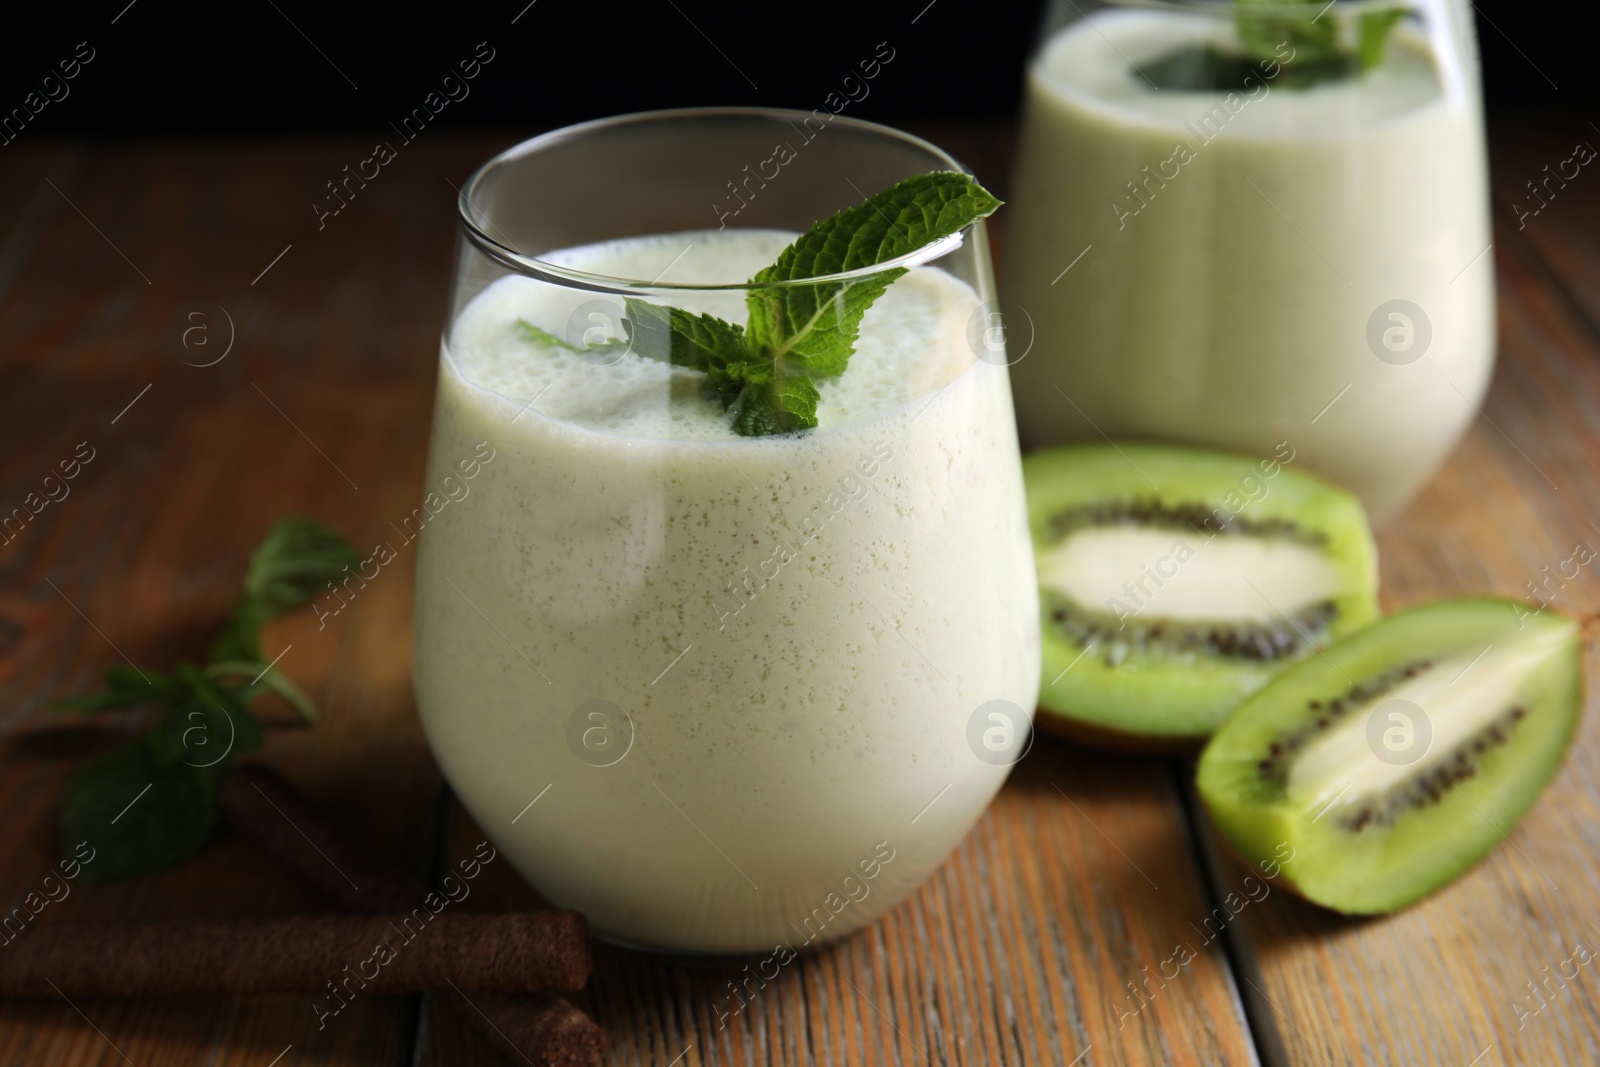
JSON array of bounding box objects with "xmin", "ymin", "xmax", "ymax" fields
[
  {"xmin": 1197, "ymin": 598, "xmax": 1583, "ymax": 914},
  {"xmin": 1024, "ymin": 442, "xmax": 1378, "ymax": 751}
]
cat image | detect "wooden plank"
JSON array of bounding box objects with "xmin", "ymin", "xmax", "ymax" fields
[
  {"xmin": 0, "ymin": 136, "xmax": 513, "ymax": 1065},
  {"xmin": 1206, "ymin": 124, "xmax": 1600, "ymax": 1066}
]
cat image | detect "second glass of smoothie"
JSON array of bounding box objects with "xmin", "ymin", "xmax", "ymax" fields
[
  {"xmin": 414, "ymin": 110, "xmax": 1040, "ymax": 954},
  {"xmin": 1004, "ymin": 0, "xmax": 1494, "ymax": 521}
]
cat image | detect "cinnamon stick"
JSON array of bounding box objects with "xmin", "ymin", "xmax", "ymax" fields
[
  {"xmin": 446, "ymin": 990, "xmax": 608, "ymax": 1067},
  {"xmin": 220, "ymin": 763, "xmax": 607, "ymax": 1067},
  {"xmin": 0, "ymin": 912, "xmax": 589, "ymax": 998}
]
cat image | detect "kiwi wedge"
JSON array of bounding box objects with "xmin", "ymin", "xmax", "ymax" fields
[
  {"xmin": 1025, "ymin": 442, "xmax": 1378, "ymax": 751},
  {"xmin": 1197, "ymin": 598, "xmax": 1583, "ymax": 914}
]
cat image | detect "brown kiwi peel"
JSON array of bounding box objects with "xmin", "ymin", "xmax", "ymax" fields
[{"xmin": 1033, "ymin": 705, "xmax": 1206, "ymax": 757}]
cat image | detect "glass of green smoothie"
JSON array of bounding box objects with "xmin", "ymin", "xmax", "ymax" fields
[
  {"xmin": 1005, "ymin": 0, "xmax": 1493, "ymax": 521},
  {"xmin": 413, "ymin": 109, "xmax": 1040, "ymax": 954}
]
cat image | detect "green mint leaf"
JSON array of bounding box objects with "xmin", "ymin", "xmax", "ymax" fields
[
  {"xmin": 206, "ymin": 660, "xmax": 319, "ymax": 723},
  {"xmin": 210, "ymin": 597, "xmax": 269, "ymax": 663},
  {"xmin": 618, "ymin": 296, "xmax": 814, "ymax": 425},
  {"xmin": 517, "ymin": 317, "xmax": 583, "ymax": 351},
  {"xmin": 745, "ymin": 171, "xmax": 1000, "ymax": 379},
  {"xmin": 1357, "ymin": 9, "xmax": 1406, "ymax": 69},
  {"xmin": 148, "ymin": 659, "xmax": 267, "ymax": 767},
  {"xmin": 1191, "ymin": 0, "xmax": 1402, "ymax": 90},
  {"xmin": 59, "ymin": 667, "xmax": 261, "ymax": 885},
  {"xmin": 144, "ymin": 698, "xmax": 258, "ymax": 770},
  {"xmin": 516, "ymin": 317, "xmax": 628, "ymax": 355},
  {"xmin": 211, "ymin": 516, "xmax": 360, "ymax": 662},
  {"xmin": 731, "ymin": 374, "xmax": 820, "ymax": 437},
  {"xmin": 60, "ymin": 739, "xmax": 223, "ymax": 885},
  {"xmin": 1142, "ymin": 40, "xmax": 1356, "ymax": 91},
  {"xmin": 622, "ymin": 298, "xmax": 748, "ymax": 374},
  {"xmin": 1234, "ymin": 0, "xmax": 1337, "ymax": 68},
  {"xmin": 700, "ymin": 358, "xmax": 766, "ymax": 412},
  {"xmin": 52, "ymin": 665, "xmax": 180, "ymax": 713},
  {"xmin": 247, "ymin": 667, "xmax": 317, "ymax": 723},
  {"xmin": 241, "ymin": 516, "xmax": 362, "ymax": 617}
]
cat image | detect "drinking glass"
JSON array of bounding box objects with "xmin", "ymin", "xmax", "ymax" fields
[
  {"xmin": 414, "ymin": 109, "xmax": 1040, "ymax": 954},
  {"xmin": 1004, "ymin": 0, "xmax": 1494, "ymax": 521}
]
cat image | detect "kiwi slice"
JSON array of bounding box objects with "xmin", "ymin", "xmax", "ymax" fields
[
  {"xmin": 1025, "ymin": 443, "xmax": 1378, "ymax": 751},
  {"xmin": 1197, "ymin": 598, "xmax": 1583, "ymax": 914}
]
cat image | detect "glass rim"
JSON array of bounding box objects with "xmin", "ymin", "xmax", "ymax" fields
[
  {"xmin": 456, "ymin": 106, "xmax": 980, "ymax": 294},
  {"xmin": 1095, "ymin": 0, "xmax": 1413, "ymax": 15}
]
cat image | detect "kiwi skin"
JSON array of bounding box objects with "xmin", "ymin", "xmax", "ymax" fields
[
  {"xmin": 1027, "ymin": 442, "xmax": 1379, "ymax": 751},
  {"xmin": 1032, "ymin": 704, "xmax": 1205, "ymax": 756},
  {"xmin": 1196, "ymin": 598, "xmax": 1584, "ymax": 915}
]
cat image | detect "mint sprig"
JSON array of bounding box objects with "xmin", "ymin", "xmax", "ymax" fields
[
  {"xmin": 516, "ymin": 171, "xmax": 1001, "ymax": 436},
  {"xmin": 211, "ymin": 516, "xmax": 363, "ymax": 663},
  {"xmin": 1144, "ymin": 1, "xmax": 1408, "ymax": 91},
  {"xmin": 1237, "ymin": 0, "xmax": 1406, "ymax": 83},
  {"xmin": 55, "ymin": 516, "xmax": 357, "ymax": 883}
]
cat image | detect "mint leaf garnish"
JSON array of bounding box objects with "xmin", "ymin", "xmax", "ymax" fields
[
  {"xmin": 55, "ymin": 517, "xmax": 356, "ymax": 882},
  {"xmin": 1239, "ymin": 0, "xmax": 1404, "ymax": 82},
  {"xmin": 1235, "ymin": 0, "xmax": 1338, "ymax": 72},
  {"xmin": 517, "ymin": 317, "xmax": 630, "ymax": 357},
  {"xmin": 1145, "ymin": 1, "xmax": 1406, "ymax": 91},
  {"xmin": 1356, "ymin": 8, "xmax": 1406, "ymax": 70},
  {"xmin": 622, "ymin": 298, "xmax": 749, "ymax": 381},
  {"xmin": 745, "ymin": 171, "xmax": 1002, "ymax": 379},
  {"xmin": 517, "ymin": 318, "xmax": 585, "ymax": 352},
  {"xmin": 733, "ymin": 374, "xmax": 821, "ymax": 438},
  {"xmin": 521, "ymin": 171, "xmax": 1000, "ymax": 437}
]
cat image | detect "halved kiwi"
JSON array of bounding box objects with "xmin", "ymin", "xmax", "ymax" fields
[
  {"xmin": 1197, "ymin": 598, "xmax": 1583, "ymax": 914},
  {"xmin": 1025, "ymin": 442, "xmax": 1378, "ymax": 751}
]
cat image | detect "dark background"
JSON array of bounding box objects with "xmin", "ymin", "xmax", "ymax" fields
[{"xmin": 0, "ymin": 0, "xmax": 1579, "ymax": 145}]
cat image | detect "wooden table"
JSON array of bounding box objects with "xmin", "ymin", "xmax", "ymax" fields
[{"xmin": 1, "ymin": 116, "xmax": 1597, "ymax": 1066}]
